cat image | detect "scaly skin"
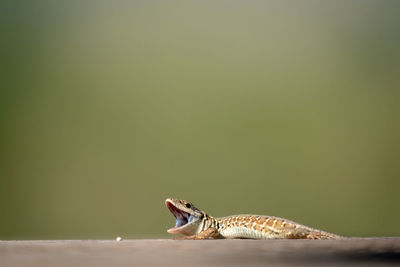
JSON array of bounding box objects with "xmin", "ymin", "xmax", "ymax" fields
[{"xmin": 165, "ymin": 198, "xmax": 342, "ymax": 240}]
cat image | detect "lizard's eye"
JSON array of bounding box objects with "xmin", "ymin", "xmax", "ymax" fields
[{"xmin": 185, "ymin": 203, "xmax": 191, "ymax": 208}]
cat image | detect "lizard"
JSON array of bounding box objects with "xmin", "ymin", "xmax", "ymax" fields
[{"xmin": 166, "ymin": 198, "xmax": 342, "ymax": 240}]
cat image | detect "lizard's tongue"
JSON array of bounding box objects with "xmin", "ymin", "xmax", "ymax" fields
[{"xmin": 166, "ymin": 201, "xmax": 189, "ymax": 233}]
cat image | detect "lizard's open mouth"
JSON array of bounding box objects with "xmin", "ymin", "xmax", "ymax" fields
[{"xmin": 166, "ymin": 200, "xmax": 195, "ymax": 233}]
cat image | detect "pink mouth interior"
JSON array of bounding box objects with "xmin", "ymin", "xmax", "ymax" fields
[{"xmin": 166, "ymin": 201, "xmax": 190, "ymax": 233}]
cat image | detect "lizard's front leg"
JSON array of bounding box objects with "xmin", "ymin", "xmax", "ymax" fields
[{"xmin": 174, "ymin": 227, "xmax": 223, "ymax": 240}]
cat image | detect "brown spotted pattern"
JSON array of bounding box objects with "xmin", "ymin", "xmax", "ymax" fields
[{"xmin": 216, "ymin": 215, "xmax": 340, "ymax": 240}]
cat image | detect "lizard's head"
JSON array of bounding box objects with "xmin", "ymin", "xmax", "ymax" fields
[{"xmin": 165, "ymin": 198, "xmax": 205, "ymax": 236}]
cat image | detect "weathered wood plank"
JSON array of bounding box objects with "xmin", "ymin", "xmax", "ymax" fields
[{"xmin": 1, "ymin": 238, "xmax": 399, "ymax": 267}]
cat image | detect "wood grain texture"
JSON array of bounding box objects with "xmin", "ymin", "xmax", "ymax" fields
[{"xmin": 1, "ymin": 238, "xmax": 399, "ymax": 267}]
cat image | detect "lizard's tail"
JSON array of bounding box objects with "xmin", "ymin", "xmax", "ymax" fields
[{"xmin": 287, "ymin": 228, "xmax": 342, "ymax": 240}]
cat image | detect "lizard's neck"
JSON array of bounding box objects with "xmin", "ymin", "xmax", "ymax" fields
[{"xmin": 199, "ymin": 213, "xmax": 219, "ymax": 233}]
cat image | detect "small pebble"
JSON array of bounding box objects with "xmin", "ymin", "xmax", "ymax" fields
[{"xmin": 116, "ymin": 237, "xmax": 122, "ymax": 241}]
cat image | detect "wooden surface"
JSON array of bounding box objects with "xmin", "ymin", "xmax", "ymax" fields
[{"xmin": 1, "ymin": 238, "xmax": 400, "ymax": 267}]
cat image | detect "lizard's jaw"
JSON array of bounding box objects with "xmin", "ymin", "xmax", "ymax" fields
[{"xmin": 166, "ymin": 200, "xmax": 198, "ymax": 234}]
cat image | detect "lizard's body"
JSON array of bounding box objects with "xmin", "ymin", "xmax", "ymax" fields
[{"xmin": 166, "ymin": 198, "xmax": 341, "ymax": 240}]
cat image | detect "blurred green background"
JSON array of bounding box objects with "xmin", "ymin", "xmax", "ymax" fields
[{"xmin": 1, "ymin": 0, "xmax": 399, "ymax": 240}]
